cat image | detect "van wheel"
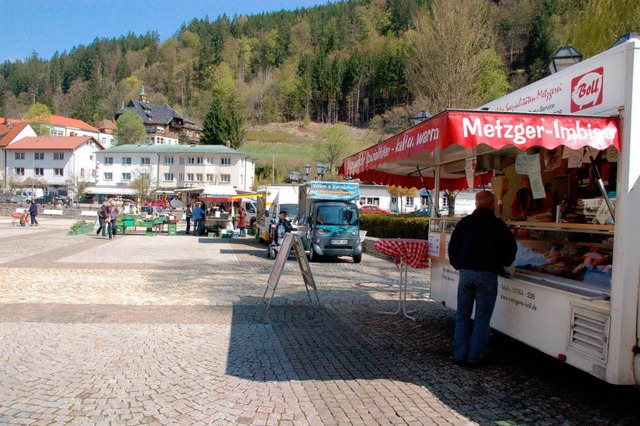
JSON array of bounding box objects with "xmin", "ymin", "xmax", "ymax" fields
[
  {"xmin": 308, "ymin": 247, "xmax": 319, "ymax": 262},
  {"xmin": 250, "ymin": 217, "xmax": 256, "ymax": 227},
  {"xmin": 352, "ymin": 253, "xmax": 362, "ymax": 264}
]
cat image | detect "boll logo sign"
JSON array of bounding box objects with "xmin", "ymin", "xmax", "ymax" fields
[{"xmin": 570, "ymin": 67, "xmax": 603, "ymax": 112}]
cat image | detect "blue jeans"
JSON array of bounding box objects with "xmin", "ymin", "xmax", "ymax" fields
[{"xmin": 454, "ymin": 269, "xmax": 498, "ymax": 365}]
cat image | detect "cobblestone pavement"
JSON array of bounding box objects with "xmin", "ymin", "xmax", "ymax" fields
[{"xmin": 0, "ymin": 217, "xmax": 639, "ymax": 425}]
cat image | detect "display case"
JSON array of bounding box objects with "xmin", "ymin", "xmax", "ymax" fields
[{"xmin": 507, "ymin": 221, "xmax": 614, "ymax": 291}]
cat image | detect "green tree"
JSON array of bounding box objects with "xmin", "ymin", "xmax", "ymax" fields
[
  {"xmin": 404, "ymin": 0, "xmax": 507, "ymax": 111},
  {"xmin": 201, "ymin": 63, "xmax": 245, "ymax": 148},
  {"xmin": 115, "ymin": 110, "xmax": 147, "ymax": 145},
  {"xmin": 316, "ymin": 124, "xmax": 356, "ymax": 174},
  {"xmin": 24, "ymin": 102, "xmax": 52, "ymax": 136},
  {"xmin": 65, "ymin": 173, "xmax": 92, "ymax": 202},
  {"xmin": 128, "ymin": 166, "xmax": 156, "ymax": 201}
]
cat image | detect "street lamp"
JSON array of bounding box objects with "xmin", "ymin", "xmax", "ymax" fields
[
  {"xmin": 303, "ymin": 164, "xmax": 311, "ymax": 181},
  {"xmin": 315, "ymin": 163, "xmax": 328, "ymax": 181},
  {"xmin": 609, "ymin": 32, "xmax": 640, "ymax": 49},
  {"xmin": 288, "ymin": 170, "xmax": 301, "ymax": 182},
  {"xmin": 411, "ymin": 110, "xmax": 432, "ymax": 126},
  {"xmin": 549, "ymin": 46, "xmax": 583, "ymax": 74}
]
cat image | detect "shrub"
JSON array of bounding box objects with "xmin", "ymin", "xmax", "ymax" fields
[{"xmin": 360, "ymin": 214, "xmax": 429, "ymax": 239}]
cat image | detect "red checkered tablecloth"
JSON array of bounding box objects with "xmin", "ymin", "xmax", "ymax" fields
[{"xmin": 374, "ymin": 238, "xmax": 430, "ymax": 269}]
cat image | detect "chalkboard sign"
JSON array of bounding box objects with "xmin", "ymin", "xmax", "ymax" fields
[{"xmin": 262, "ymin": 233, "xmax": 319, "ymax": 307}]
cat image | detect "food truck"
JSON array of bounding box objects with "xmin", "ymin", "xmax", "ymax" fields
[
  {"xmin": 255, "ymin": 184, "xmax": 300, "ymax": 242},
  {"xmin": 339, "ymin": 38, "xmax": 640, "ymax": 384},
  {"xmin": 298, "ymin": 181, "xmax": 362, "ymax": 263}
]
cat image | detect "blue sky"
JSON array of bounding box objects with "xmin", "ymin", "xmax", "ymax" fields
[{"xmin": 1, "ymin": 0, "xmax": 334, "ymax": 62}]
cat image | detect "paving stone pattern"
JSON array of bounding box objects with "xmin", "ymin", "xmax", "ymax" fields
[{"xmin": 0, "ymin": 217, "xmax": 639, "ymax": 425}]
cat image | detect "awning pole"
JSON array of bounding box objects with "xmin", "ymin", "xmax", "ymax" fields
[{"xmin": 416, "ymin": 167, "xmax": 438, "ymax": 218}]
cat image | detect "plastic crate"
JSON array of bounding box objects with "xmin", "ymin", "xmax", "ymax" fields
[{"xmin": 167, "ymin": 223, "xmax": 177, "ymax": 236}]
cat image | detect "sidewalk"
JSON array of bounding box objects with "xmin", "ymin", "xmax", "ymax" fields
[{"xmin": 0, "ymin": 219, "xmax": 638, "ymax": 425}]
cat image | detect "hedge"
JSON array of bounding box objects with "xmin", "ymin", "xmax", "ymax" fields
[{"xmin": 360, "ymin": 213, "xmax": 429, "ymax": 239}]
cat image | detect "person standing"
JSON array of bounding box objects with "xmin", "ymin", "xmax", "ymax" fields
[
  {"xmin": 108, "ymin": 200, "xmax": 120, "ymax": 239},
  {"xmin": 448, "ymin": 191, "xmax": 517, "ymax": 367},
  {"xmin": 28, "ymin": 199, "xmax": 39, "ymax": 226},
  {"xmin": 192, "ymin": 203, "xmax": 205, "ymax": 236},
  {"xmin": 96, "ymin": 201, "xmax": 110, "ymax": 237},
  {"xmin": 237, "ymin": 206, "xmax": 248, "ymax": 237},
  {"xmin": 185, "ymin": 203, "xmax": 192, "ymax": 235}
]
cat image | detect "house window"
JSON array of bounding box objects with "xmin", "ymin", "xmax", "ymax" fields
[
  {"xmin": 54, "ymin": 152, "xmax": 64, "ymax": 160},
  {"xmin": 179, "ymin": 157, "xmax": 185, "ymax": 165},
  {"xmin": 34, "ymin": 168, "xmax": 44, "ymax": 176},
  {"xmin": 92, "ymin": 170, "xmax": 96, "ymax": 178},
  {"xmin": 54, "ymin": 168, "xmax": 64, "ymax": 176},
  {"xmin": 34, "ymin": 152, "xmax": 44, "ymax": 160},
  {"xmin": 221, "ymin": 157, "xmax": 231, "ymax": 165},
  {"xmin": 220, "ymin": 174, "xmax": 230, "ymax": 183},
  {"xmin": 206, "ymin": 157, "xmax": 214, "ymax": 165},
  {"xmin": 178, "ymin": 173, "xmax": 184, "ymax": 181},
  {"xmin": 196, "ymin": 157, "xmax": 204, "ymax": 164},
  {"xmin": 89, "ymin": 155, "xmax": 94, "ymax": 160},
  {"xmin": 122, "ymin": 173, "xmax": 131, "ymax": 181},
  {"xmin": 141, "ymin": 157, "xmax": 150, "ymax": 165},
  {"xmin": 15, "ymin": 167, "xmax": 24, "ymax": 175},
  {"xmin": 156, "ymin": 126, "xmax": 165, "ymax": 134},
  {"xmin": 80, "ymin": 169, "xmax": 85, "ymax": 177},
  {"xmin": 196, "ymin": 173, "xmax": 203, "ymax": 182},
  {"xmin": 104, "ymin": 157, "xmax": 113, "ymax": 164},
  {"xmin": 187, "ymin": 157, "xmax": 195, "ymax": 164},
  {"xmin": 122, "ymin": 157, "xmax": 131, "ymax": 165},
  {"xmin": 164, "ymin": 156, "xmax": 174, "ymax": 164},
  {"xmin": 361, "ymin": 197, "xmax": 380, "ymax": 205},
  {"xmin": 15, "ymin": 152, "xmax": 25, "ymax": 160},
  {"xmin": 187, "ymin": 173, "xmax": 194, "ymax": 181},
  {"xmin": 406, "ymin": 197, "xmax": 414, "ymax": 207},
  {"xmin": 163, "ymin": 173, "xmax": 174, "ymax": 181},
  {"xmin": 206, "ymin": 174, "xmax": 214, "ymax": 182},
  {"xmin": 104, "ymin": 172, "xmax": 113, "ymax": 181}
]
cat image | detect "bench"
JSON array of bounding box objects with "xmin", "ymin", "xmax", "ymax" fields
[
  {"xmin": 80, "ymin": 210, "xmax": 98, "ymax": 224},
  {"xmin": 42, "ymin": 209, "xmax": 63, "ymax": 216}
]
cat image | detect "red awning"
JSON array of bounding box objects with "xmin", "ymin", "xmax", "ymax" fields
[
  {"xmin": 199, "ymin": 197, "xmax": 232, "ymax": 203},
  {"xmin": 339, "ymin": 109, "xmax": 620, "ymax": 189}
]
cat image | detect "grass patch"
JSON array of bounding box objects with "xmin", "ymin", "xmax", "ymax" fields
[
  {"xmin": 244, "ymin": 130, "xmax": 298, "ymax": 144},
  {"xmin": 241, "ymin": 141, "xmax": 317, "ymax": 164}
]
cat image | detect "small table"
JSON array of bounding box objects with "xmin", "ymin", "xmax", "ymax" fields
[{"xmin": 374, "ymin": 238, "xmax": 430, "ymax": 320}]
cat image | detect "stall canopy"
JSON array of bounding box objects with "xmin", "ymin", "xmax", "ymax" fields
[{"xmin": 339, "ymin": 109, "xmax": 620, "ymax": 190}]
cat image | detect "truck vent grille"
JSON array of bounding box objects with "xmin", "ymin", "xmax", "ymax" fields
[{"xmin": 568, "ymin": 305, "xmax": 609, "ymax": 361}]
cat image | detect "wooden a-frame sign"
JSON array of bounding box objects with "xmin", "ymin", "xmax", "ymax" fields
[{"xmin": 262, "ymin": 232, "xmax": 319, "ymax": 308}]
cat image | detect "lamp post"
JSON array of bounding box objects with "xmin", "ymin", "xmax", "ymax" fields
[
  {"xmin": 411, "ymin": 110, "xmax": 432, "ymax": 126},
  {"xmin": 549, "ymin": 46, "xmax": 583, "ymax": 74},
  {"xmin": 302, "ymin": 164, "xmax": 311, "ymax": 181},
  {"xmin": 315, "ymin": 163, "xmax": 328, "ymax": 181},
  {"xmin": 288, "ymin": 170, "xmax": 300, "ymax": 182}
]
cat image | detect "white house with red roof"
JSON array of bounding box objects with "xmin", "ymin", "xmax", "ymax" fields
[
  {"xmin": 0, "ymin": 119, "xmax": 37, "ymax": 190},
  {"xmin": 4, "ymin": 136, "xmax": 104, "ymax": 196}
]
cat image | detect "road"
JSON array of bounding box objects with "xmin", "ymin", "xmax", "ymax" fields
[{"xmin": 0, "ymin": 217, "xmax": 638, "ymax": 425}]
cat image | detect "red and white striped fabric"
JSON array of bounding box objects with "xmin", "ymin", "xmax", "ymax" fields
[{"xmin": 374, "ymin": 238, "xmax": 430, "ymax": 269}]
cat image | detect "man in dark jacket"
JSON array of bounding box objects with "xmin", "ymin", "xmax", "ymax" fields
[{"xmin": 448, "ymin": 191, "xmax": 517, "ymax": 367}]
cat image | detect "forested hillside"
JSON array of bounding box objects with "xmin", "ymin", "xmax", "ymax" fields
[{"xmin": 1, "ymin": 0, "xmax": 637, "ymax": 133}]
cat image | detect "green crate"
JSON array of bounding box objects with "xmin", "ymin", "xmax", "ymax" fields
[{"xmin": 167, "ymin": 223, "xmax": 177, "ymax": 235}]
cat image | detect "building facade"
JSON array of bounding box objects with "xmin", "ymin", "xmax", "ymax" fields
[
  {"xmin": 115, "ymin": 87, "xmax": 203, "ymax": 145},
  {"xmin": 1, "ymin": 120, "xmax": 37, "ymax": 189},
  {"xmin": 4, "ymin": 136, "xmax": 103, "ymax": 195},
  {"xmin": 91, "ymin": 144, "xmax": 255, "ymax": 197}
]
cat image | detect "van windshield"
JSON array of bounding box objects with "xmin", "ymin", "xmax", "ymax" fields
[
  {"xmin": 279, "ymin": 204, "xmax": 299, "ymax": 218},
  {"xmin": 316, "ymin": 203, "xmax": 359, "ymax": 226}
]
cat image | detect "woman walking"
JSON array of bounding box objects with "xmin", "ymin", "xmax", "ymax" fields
[
  {"xmin": 96, "ymin": 201, "xmax": 110, "ymax": 237},
  {"xmin": 108, "ymin": 199, "xmax": 120, "ymax": 239}
]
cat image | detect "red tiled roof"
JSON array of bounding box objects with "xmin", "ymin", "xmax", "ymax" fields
[
  {"xmin": 26, "ymin": 115, "xmax": 99, "ymax": 133},
  {"xmin": 4, "ymin": 136, "xmax": 102, "ymax": 150},
  {"xmin": 0, "ymin": 122, "xmax": 30, "ymax": 148}
]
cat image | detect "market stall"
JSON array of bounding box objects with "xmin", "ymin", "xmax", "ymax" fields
[{"xmin": 339, "ymin": 38, "xmax": 640, "ymax": 385}]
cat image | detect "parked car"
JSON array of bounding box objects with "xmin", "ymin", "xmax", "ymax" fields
[
  {"xmin": 34, "ymin": 194, "xmax": 70, "ymax": 205},
  {"xmin": 360, "ymin": 205, "xmax": 392, "ymax": 214},
  {"xmin": 144, "ymin": 199, "xmax": 166, "ymax": 207},
  {"xmin": 0, "ymin": 193, "xmax": 13, "ymax": 203},
  {"xmin": 407, "ymin": 207, "xmax": 432, "ymax": 216}
]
